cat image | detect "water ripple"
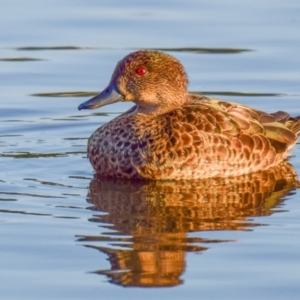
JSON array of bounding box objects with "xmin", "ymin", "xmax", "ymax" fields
[
  {"xmin": 23, "ymin": 178, "xmax": 73, "ymax": 188},
  {"xmin": 0, "ymin": 151, "xmax": 85, "ymax": 158},
  {"xmin": 0, "ymin": 57, "xmax": 45, "ymax": 61},
  {"xmin": 150, "ymin": 47, "xmax": 252, "ymax": 54},
  {"xmin": 15, "ymin": 46, "xmax": 93, "ymax": 51},
  {"xmin": 0, "ymin": 191, "xmax": 66, "ymax": 199}
]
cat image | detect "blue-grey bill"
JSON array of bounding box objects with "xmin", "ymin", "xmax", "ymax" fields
[{"xmin": 78, "ymin": 84, "xmax": 123, "ymax": 110}]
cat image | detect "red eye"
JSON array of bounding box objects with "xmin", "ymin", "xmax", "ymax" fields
[{"xmin": 136, "ymin": 67, "xmax": 146, "ymax": 76}]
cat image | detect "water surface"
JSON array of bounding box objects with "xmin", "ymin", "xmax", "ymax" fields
[{"xmin": 1, "ymin": 1, "xmax": 300, "ymax": 299}]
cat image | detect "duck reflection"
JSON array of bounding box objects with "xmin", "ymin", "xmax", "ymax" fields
[{"xmin": 78, "ymin": 161, "xmax": 299, "ymax": 287}]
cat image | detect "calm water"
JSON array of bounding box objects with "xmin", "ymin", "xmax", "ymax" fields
[{"xmin": 1, "ymin": 1, "xmax": 300, "ymax": 299}]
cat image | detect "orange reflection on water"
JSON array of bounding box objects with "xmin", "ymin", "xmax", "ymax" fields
[{"xmin": 78, "ymin": 161, "xmax": 299, "ymax": 287}]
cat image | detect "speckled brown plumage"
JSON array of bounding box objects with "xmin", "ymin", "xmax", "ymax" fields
[{"xmin": 78, "ymin": 50, "xmax": 300, "ymax": 180}]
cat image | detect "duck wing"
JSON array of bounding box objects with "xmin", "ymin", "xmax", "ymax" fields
[{"xmin": 190, "ymin": 95, "xmax": 300, "ymax": 153}]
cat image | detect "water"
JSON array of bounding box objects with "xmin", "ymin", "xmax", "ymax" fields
[{"xmin": 1, "ymin": 0, "xmax": 300, "ymax": 299}]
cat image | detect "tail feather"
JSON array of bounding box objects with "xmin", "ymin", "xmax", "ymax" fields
[
  {"xmin": 269, "ymin": 111, "xmax": 300, "ymax": 137},
  {"xmin": 286, "ymin": 116, "xmax": 300, "ymax": 137},
  {"xmin": 270, "ymin": 111, "xmax": 291, "ymax": 123}
]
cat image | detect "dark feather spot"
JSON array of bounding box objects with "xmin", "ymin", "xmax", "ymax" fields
[
  {"xmin": 131, "ymin": 143, "xmax": 138, "ymax": 151},
  {"xmin": 124, "ymin": 142, "xmax": 131, "ymax": 147}
]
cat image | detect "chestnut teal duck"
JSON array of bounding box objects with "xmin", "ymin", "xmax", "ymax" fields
[{"xmin": 78, "ymin": 50, "xmax": 300, "ymax": 180}]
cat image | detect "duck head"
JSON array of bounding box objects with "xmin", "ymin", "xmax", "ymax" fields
[{"xmin": 78, "ymin": 50, "xmax": 189, "ymax": 115}]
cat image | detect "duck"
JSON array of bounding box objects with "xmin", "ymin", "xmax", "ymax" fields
[{"xmin": 78, "ymin": 50, "xmax": 300, "ymax": 180}]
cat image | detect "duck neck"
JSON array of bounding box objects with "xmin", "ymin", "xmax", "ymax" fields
[{"xmin": 135, "ymin": 93, "xmax": 191, "ymax": 116}]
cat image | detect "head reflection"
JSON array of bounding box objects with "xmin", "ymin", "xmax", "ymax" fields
[{"xmin": 77, "ymin": 161, "xmax": 299, "ymax": 287}]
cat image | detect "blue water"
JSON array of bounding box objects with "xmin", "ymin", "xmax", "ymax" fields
[{"xmin": 1, "ymin": 1, "xmax": 300, "ymax": 299}]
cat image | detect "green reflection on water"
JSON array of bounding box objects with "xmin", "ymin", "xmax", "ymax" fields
[
  {"xmin": 31, "ymin": 91, "xmax": 98, "ymax": 97},
  {"xmin": 150, "ymin": 47, "xmax": 252, "ymax": 54},
  {"xmin": 15, "ymin": 46, "xmax": 93, "ymax": 51},
  {"xmin": 0, "ymin": 57, "xmax": 45, "ymax": 61},
  {"xmin": 0, "ymin": 151, "xmax": 85, "ymax": 158}
]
